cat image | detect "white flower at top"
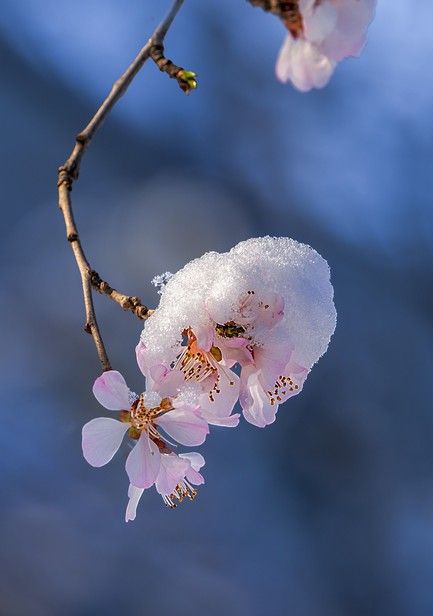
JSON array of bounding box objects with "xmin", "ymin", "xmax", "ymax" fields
[
  {"xmin": 275, "ymin": 0, "xmax": 376, "ymax": 91},
  {"xmin": 140, "ymin": 236, "xmax": 336, "ymax": 428}
]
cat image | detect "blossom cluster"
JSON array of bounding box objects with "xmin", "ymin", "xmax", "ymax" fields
[
  {"xmin": 82, "ymin": 237, "xmax": 336, "ymax": 520},
  {"xmin": 274, "ymin": 0, "xmax": 377, "ymax": 91}
]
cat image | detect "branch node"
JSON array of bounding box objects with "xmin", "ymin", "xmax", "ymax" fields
[
  {"xmin": 67, "ymin": 232, "xmax": 79, "ymax": 243},
  {"xmin": 150, "ymin": 43, "xmax": 197, "ymax": 94},
  {"xmin": 76, "ymin": 132, "xmax": 87, "ymax": 145}
]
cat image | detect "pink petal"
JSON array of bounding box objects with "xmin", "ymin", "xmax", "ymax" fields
[
  {"xmin": 273, "ymin": 361, "xmax": 309, "ymax": 404},
  {"xmin": 199, "ymin": 367, "xmax": 240, "ymax": 427},
  {"xmin": 276, "ymin": 35, "xmax": 296, "ymax": 84},
  {"xmin": 256, "ymin": 292, "xmax": 285, "ymax": 330},
  {"xmin": 92, "ymin": 370, "xmax": 131, "ymax": 411},
  {"xmin": 179, "ymin": 453, "xmax": 206, "ymax": 484},
  {"xmin": 302, "ymin": 0, "xmax": 338, "ymax": 44},
  {"xmin": 218, "ymin": 339, "xmax": 254, "ymax": 369},
  {"xmin": 319, "ymin": 0, "xmax": 376, "ymax": 61},
  {"xmin": 186, "ymin": 467, "xmax": 204, "ymax": 485},
  {"xmin": 125, "ymin": 432, "xmax": 161, "ymax": 489},
  {"xmin": 196, "ymin": 325, "xmax": 214, "ymax": 352},
  {"xmin": 276, "ymin": 36, "xmax": 335, "ymax": 92},
  {"xmin": 125, "ymin": 485, "xmax": 144, "ymax": 522},
  {"xmin": 204, "ymin": 413, "xmax": 240, "ymax": 427},
  {"xmin": 82, "ymin": 417, "xmax": 130, "ymax": 467},
  {"xmin": 136, "ymin": 342, "xmax": 182, "ymax": 396},
  {"xmin": 239, "ymin": 366, "xmax": 277, "ymax": 428},
  {"xmin": 135, "ymin": 341, "xmax": 149, "ymax": 377},
  {"xmin": 253, "ymin": 341, "xmax": 293, "ymax": 388},
  {"xmin": 155, "ymin": 453, "xmax": 189, "ymax": 496},
  {"xmin": 149, "ymin": 366, "xmax": 185, "ymax": 398},
  {"xmin": 179, "ymin": 451, "xmax": 205, "ymax": 471},
  {"xmin": 155, "ymin": 403, "xmax": 209, "ymax": 446}
]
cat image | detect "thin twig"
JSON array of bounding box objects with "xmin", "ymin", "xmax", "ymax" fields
[
  {"xmin": 57, "ymin": 0, "xmax": 185, "ymax": 372},
  {"xmin": 150, "ymin": 44, "xmax": 197, "ymax": 93},
  {"xmin": 246, "ymin": 0, "xmax": 299, "ymax": 20},
  {"xmin": 89, "ymin": 271, "xmax": 154, "ymax": 320}
]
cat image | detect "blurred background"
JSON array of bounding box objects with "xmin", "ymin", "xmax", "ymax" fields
[{"xmin": 1, "ymin": 1, "xmax": 433, "ymax": 614}]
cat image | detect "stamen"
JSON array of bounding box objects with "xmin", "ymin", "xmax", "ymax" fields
[
  {"xmin": 162, "ymin": 481, "xmax": 198, "ymax": 509},
  {"xmin": 267, "ymin": 373, "xmax": 300, "ymax": 405},
  {"xmin": 175, "ymin": 346, "xmax": 216, "ymax": 383}
]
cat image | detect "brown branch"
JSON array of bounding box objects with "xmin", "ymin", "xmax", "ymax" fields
[
  {"xmin": 89, "ymin": 271, "xmax": 154, "ymax": 320},
  {"xmin": 246, "ymin": 0, "xmax": 298, "ymax": 18},
  {"xmin": 150, "ymin": 44, "xmax": 197, "ymax": 94},
  {"xmin": 57, "ymin": 0, "xmax": 185, "ymax": 372}
]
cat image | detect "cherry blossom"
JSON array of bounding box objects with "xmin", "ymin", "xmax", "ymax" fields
[
  {"xmin": 275, "ymin": 0, "xmax": 377, "ymax": 91},
  {"xmin": 125, "ymin": 452, "xmax": 205, "ymax": 521},
  {"xmin": 140, "ymin": 237, "xmax": 336, "ymax": 428},
  {"xmin": 136, "ymin": 336, "xmax": 241, "ymax": 428},
  {"xmin": 204, "ymin": 290, "xmax": 309, "ymax": 427},
  {"xmin": 81, "ymin": 370, "xmax": 209, "ymax": 491}
]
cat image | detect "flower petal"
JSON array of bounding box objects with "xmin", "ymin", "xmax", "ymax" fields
[
  {"xmin": 155, "ymin": 403, "xmax": 209, "ymax": 446},
  {"xmin": 253, "ymin": 342, "xmax": 293, "ymax": 389},
  {"xmin": 150, "ymin": 366, "xmax": 185, "ymax": 398},
  {"xmin": 239, "ymin": 366, "xmax": 277, "ymax": 428},
  {"xmin": 178, "ymin": 453, "xmax": 206, "ymax": 484},
  {"xmin": 125, "ymin": 485, "xmax": 144, "ymax": 522},
  {"xmin": 155, "ymin": 453, "xmax": 189, "ymax": 496},
  {"xmin": 218, "ymin": 339, "xmax": 254, "ymax": 368},
  {"xmin": 92, "ymin": 370, "xmax": 131, "ymax": 411},
  {"xmin": 82, "ymin": 417, "xmax": 130, "ymax": 467},
  {"xmin": 276, "ymin": 36, "xmax": 335, "ymax": 92},
  {"xmin": 179, "ymin": 451, "xmax": 205, "ymax": 471},
  {"xmin": 196, "ymin": 325, "xmax": 214, "ymax": 352},
  {"xmin": 256, "ymin": 292, "xmax": 285, "ymax": 330},
  {"xmin": 203, "ymin": 413, "xmax": 240, "ymax": 427},
  {"xmin": 135, "ymin": 341, "xmax": 150, "ymax": 377},
  {"xmin": 186, "ymin": 467, "xmax": 204, "ymax": 485},
  {"xmin": 125, "ymin": 432, "xmax": 161, "ymax": 489},
  {"xmin": 199, "ymin": 367, "xmax": 240, "ymax": 427}
]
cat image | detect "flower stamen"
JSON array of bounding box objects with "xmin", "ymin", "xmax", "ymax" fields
[{"xmin": 162, "ymin": 479, "xmax": 198, "ymax": 509}]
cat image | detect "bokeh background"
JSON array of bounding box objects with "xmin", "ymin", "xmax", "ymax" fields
[{"xmin": 1, "ymin": 1, "xmax": 433, "ymax": 614}]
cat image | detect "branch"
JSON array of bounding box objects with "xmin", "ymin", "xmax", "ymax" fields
[
  {"xmin": 89, "ymin": 271, "xmax": 153, "ymax": 320},
  {"xmin": 57, "ymin": 0, "xmax": 185, "ymax": 372},
  {"xmin": 150, "ymin": 44, "xmax": 197, "ymax": 94},
  {"xmin": 246, "ymin": 0, "xmax": 295, "ymax": 18}
]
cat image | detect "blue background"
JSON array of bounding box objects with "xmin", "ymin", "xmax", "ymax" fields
[{"xmin": 1, "ymin": 1, "xmax": 433, "ymax": 614}]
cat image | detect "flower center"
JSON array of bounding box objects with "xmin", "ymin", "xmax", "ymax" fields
[
  {"xmin": 176, "ymin": 329, "xmax": 218, "ymax": 382},
  {"xmin": 162, "ymin": 479, "xmax": 198, "ymax": 509},
  {"xmin": 124, "ymin": 394, "xmax": 173, "ymax": 440},
  {"xmin": 215, "ymin": 321, "xmax": 246, "ymax": 339}
]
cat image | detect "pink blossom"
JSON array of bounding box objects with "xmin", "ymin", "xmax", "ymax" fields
[
  {"xmin": 202, "ymin": 290, "xmax": 308, "ymax": 427},
  {"xmin": 140, "ymin": 237, "xmax": 336, "ymax": 431},
  {"xmin": 82, "ymin": 370, "xmax": 209, "ymax": 491},
  {"xmin": 125, "ymin": 452, "xmax": 205, "ymax": 521},
  {"xmin": 275, "ymin": 0, "xmax": 376, "ymax": 91},
  {"xmin": 136, "ymin": 336, "xmax": 241, "ymax": 428}
]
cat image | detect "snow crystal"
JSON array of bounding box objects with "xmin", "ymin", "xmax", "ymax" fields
[
  {"xmin": 140, "ymin": 237, "xmax": 336, "ymax": 371},
  {"xmin": 151, "ymin": 271, "xmax": 173, "ymax": 295}
]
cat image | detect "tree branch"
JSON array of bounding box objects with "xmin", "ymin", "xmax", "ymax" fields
[{"xmin": 57, "ymin": 0, "xmax": 185, "ymax": 372}]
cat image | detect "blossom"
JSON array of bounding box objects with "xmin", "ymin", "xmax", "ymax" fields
[
  {"xmin": 82, "ymin": 370, "xmax": 209, "ymax": 492},
  {"xmin": 140, "ymin": 237, "xmax": 336, "ymax": 428},
  {"xmin": 136, "ymin": 334, "xmax": 241, "ymax": 428},
  {"xmin": 275, "ymin": 0, "xmax": 376, "ymax": 91},
  {"xmin": 125, "ymin": 452, "xmax": 205, "ymax": 521},
  {"xmin": 205, "ymin": 290, "xmax": 310, "ymax": 427}
]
